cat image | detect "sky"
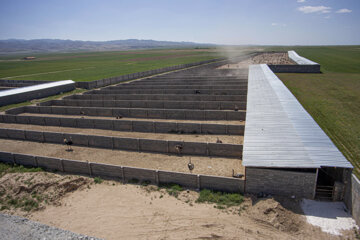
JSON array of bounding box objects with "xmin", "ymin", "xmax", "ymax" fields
[{"xmin": 0, "ymin": 0, "xmax": 359, "ymax": 45}]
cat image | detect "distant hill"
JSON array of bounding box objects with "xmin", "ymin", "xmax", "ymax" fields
[{"xmin": 0, "ymin": 39, "xmax": 214, "ymax": 54}]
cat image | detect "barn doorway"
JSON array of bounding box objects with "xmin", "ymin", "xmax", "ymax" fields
[{"xmin": 315, "ymin": 167, "xmax": 347, "ymax": 201}]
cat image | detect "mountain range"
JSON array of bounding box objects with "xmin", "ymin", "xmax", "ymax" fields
[{"xmin": 0, "ymin": 39, "xmax": 214, "ymax": 54}]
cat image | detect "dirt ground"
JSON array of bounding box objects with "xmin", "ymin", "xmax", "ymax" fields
[
  {"xmin": 0, "ymin": 123, "xmax": 243, "ymax": 145},
  {"xmin": 18, "ymin": 113, "xmax": 246, "ymax": 125},
  {"xmin": 0, "ymin": 172, "xmax": 355, "ymax": 240},
  {"xmin": 0, "ymin": 139, "xmax": 243, "ymax": 177},
  {"xmin": 218, "ymin": 52, "xmax": 295, "ymax": 69}
]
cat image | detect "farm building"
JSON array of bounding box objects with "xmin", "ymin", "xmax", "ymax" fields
[{"xmin": 243, "ymin": 64, "xmax": 353, "ymax": 201}]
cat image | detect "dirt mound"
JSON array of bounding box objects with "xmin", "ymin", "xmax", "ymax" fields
[
  {"xmin": 247, "ymin": 198, "xmax": 302, "ymax": 233},
  {"xmin": 0, "ymin": 172, "xmax": 90, "ymax": 214}
]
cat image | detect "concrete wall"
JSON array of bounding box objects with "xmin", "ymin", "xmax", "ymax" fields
[
  {"xmin": 91, "ymin": 89, "xmax": 246, "ymax": 95},
  {"xmin": 0, "ymin": 128, "xmax": 243, "ymax": 158},
  {"xmin": 351, "ymin": 175, "xmax": 360, "ymax": 225},
  {"xmin": 70, "ymin": 94, "xmax": 247, "ymax": 102},
  {"xmin": 17, "ymin": 106, "xmax": 246, "ymax": 121},
  {"xmin": 0, "ymin": 151, "xmax": 244, "ymax": 193},
  {"xmin": 245, "ymin": 167, "xmax": 316, "ymax": 199},
  {"xmin": 344, "ymin": 173, "xmax": 360, "ymax": 225},
  {"xmin": 48, "ymin": 99, "xmax": 246, "ymax": 111},
  {"xmin": 268, "ymin": 64, "xmax": 321, "ymax": 73}
]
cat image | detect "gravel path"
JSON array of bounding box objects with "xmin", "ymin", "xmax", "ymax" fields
[{"xmin": 0, "ymin": 213, "xmax": 102, "ymax": 240}]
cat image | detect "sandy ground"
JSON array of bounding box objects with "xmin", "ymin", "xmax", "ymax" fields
[
  {"xmin": 0, "ymin": 123, "xmax": 243, "ymax": 145},
  {"xmin": 0, "ymin": 172, "xmax": 349, "ymax": 240},
  {"xmin": 18, "ymin": 113, "xmax": 246, "ymax": 125},
  {"xmin": 0, "ymin": 139, "xmax": 243, "ymax": 176},
  {"xmin": 218, "ymin": 52, "xmax": 295, "ymax": 69}
]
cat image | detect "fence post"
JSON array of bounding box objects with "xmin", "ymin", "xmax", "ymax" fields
[
  {"xmin": 197, "ymin": 175, "xmax": 201, "ymax": 190},
  {"xmin": 155, "ymin": 170, "xmax": 159, "ymax": 185},
  {"xmin": 206, "ymin": 143, "xmax": 209, "ymax": 156},
  {"xmin": 88, "ymin": 162, "xmax": 93, "ymax": 177},
  {"xmin": 60, "ymin": 159, "xmax": 65, "ymax": 172},
  {"xmin": 121, "ymin": 166, "xmax": 125, "ymax": 183}
]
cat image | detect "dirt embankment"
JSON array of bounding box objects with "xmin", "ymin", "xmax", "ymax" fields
[
  {"xmin": 0, "ymin": 172, "xmax": 90, "ymax": 215},
  {"xmin": 0, "ymin": 171, "xmax": 355, "ymax": 240}
]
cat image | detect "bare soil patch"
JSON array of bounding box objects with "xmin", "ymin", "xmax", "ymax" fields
[
  {"xmin": 16, "ymin": 175, "xmax": 352, "ymax": 240},
  {"xmin": 0, "ymin": 123, "xmax": 243, "ymax": 144},
  {"xmin": 0, "ymin": 171, "xmax": 355, "ymax": 240},
  {"xmin": 0, "ymin": 139, "xmax": 243, "ymax": 177}
]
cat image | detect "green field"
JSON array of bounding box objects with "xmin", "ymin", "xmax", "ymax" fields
[
  {"xmin": 274, "ymin": 46, "xmax": 360, "ymax": 177},
  {"xmin": 0, "ymin": 49, "xmax": 223, "ymax": 82}
]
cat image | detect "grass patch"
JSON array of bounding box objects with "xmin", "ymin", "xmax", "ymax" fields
[
  {"xmin": 0, "ymin": 49, "xmax": 223, "ymax": 82},
  {"xmin": 159, "ymin": 183, "xmax": 183, "ymax": 197},
  {"xmin": 0, "ymin": 163, "xmax": 43, "ymax": 178},
  {"xmin": 0, "ymin": 88, "xmax": 86, "ymax": 112},
  {"xmin": 196, "ymin": 189, "xmax": 244, "ymax": 208},
  {"xmin": 93, "ymin": 176, "xmax": 103, "ymax": 184},
  {"xmin": 128, "ymin": 178, "xmax": 139, "ymax": 184},
  {"xmin": 272, "ymin": 46, "xmax": 360, "ymax": 177}
]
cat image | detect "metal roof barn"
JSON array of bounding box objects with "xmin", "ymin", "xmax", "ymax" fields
[{"xmin": 243, "ymin": 64, "xmax": 353, "ymax": 169}]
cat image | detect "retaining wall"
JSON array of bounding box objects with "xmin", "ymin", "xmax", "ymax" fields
[
  {"xmin": 245, "ymin": 167, "xmax": 316, "ymax": 199},
  {"xmin": 0, "ymin": 128, "xmax": 243, "ymax": 158},
  {"xmin": 0, "ymin": 151, "xmax": 244, "ymax": 193}
]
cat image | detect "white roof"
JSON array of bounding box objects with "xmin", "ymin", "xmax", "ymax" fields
[
  {"xmin": 288, "ymin": 50, "xmax": 318, "ymax": 65},
  {"xmin": 243, "ymin": 64, "xmax": 352, "ymax": 168},
  {"xmin": 0, "ymin": 80, "xmax": 74, "ymax": 97}
]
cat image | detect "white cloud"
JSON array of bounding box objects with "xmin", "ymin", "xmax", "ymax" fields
[
  {"xmin": 336, "ymin": 8, "xmax": 352, "ymax": 14},
  {"xmin": 298, "ymin": 6, "xmax": 331, "ymax": 14},
  {"xmin": 324, "ymin": 16, "xmax": 331, "ymax": 19},
  {"xmin": 271, "ymin": 23, "xmax": 287, "ymax": 27},
  {"xmin": 297, "ymin": 0, "xmax": 306, "ymax": 3}
]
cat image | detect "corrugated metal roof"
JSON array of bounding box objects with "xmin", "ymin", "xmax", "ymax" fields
[
  {"xmin": 288, "ymin": 50, "xmax": 318, "ymax": 65},
  {"xmin": 0, "ymin": 80, "xmax": 74, "ymax": 97},
  {"xmin": 243, "ymin": 64, "xmax": 352, "ymax": 168}
]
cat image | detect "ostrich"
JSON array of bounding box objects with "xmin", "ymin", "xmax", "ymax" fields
[
  {"xmin": 116, "ymin": 115, "xmax": 123, "ymax": 119},
  {"xmin": 188, "ymin": 157, "xmax": 194, "ymax": 173},
  {"xmin": 64, "ymin": 137, "xmax": 73, "ymax": 151},
  {"xmin": 80, "ymin": 111, "xmax": 85, "ymax": 119},
  {"xmin": 216, "ymin": 137, "xmax": 222, "ymax": 144},
  {"xmin": 234, "ymin": 105, "xmax": 239, "ymax": 112},
  {"xmin": 195, "ymin": 90, "xmax": 201, "ymax": 94},
  {"xmin": 174, "ymin": 144, "xmax": 183, "ymax": 155}
]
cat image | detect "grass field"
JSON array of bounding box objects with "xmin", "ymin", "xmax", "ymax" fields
[
  {"xmin": 0, "ymin": 49, "xmax": 222, "ymax": 82},
  {"xmin": 274, "ymin": 46, "xmax": 360, "ymax": 177}
]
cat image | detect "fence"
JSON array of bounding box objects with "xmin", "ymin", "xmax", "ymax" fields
[
  {"xmin": 6, "ymin": 105, "xmax": 246, "ymax": 121},
  {"xmin": 64, "ymin": 94, "xmax": 248, "ymax": 102},
  {"xmin": 42, "ymin": 99, "xmax": 247, "ymax": 111},
  {"xmin": 75, "ymin": 58, "xmax": 226, "ymax": 89},
  {"xmin": 0, "ymin": 151, "xmax": 244, "ymax": 193},
  {"xmin": 0, "ymin": 128, "xmax": 243, "ymax": 158},
  {"xmin": 0, "ymin": 114, "xmax": 244, "ymax": 135}
]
